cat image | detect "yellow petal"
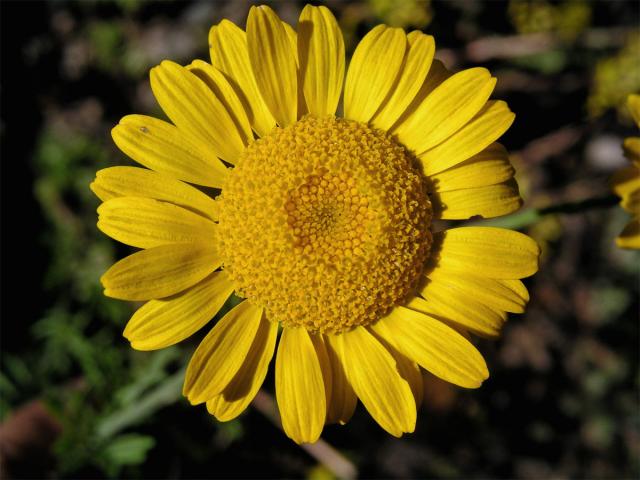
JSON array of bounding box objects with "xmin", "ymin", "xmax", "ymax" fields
[
  {"xmin": 616, "ymin": 219, "xmax": 640, "ymax": 249},
  {"xmin": 433, "ymin": 227, "xmax": 540, "ymax": 279},
  {"xmin": 417, "ymin": 279, "xmax": 528, "ymax": 330},
  {"xmin": 246, "ymin": 5, "xmax": 297, "ymax": 127},
  {"xmin": 310, "ymin": 334, "xmax": 332, "ymax": 417},
  {"xmin": 372, "ymin": 334, "xmax": 424, "ymax": 409},
  {"xmin": 124, "ymin": 271, "xmax": 234, "ymax": 350},
  {"xmin": 281, "ymin": 20, "xmax": 308, "ymax": 118},
  {"xmin": 328, "ymin": 327, "xmax": 416, "ymax": 437},
  {"xmin": 275, "ymin": 327, "xmax": 326, "ymax": 444},
  {"xmin": 91, "ymin": 167, "xmax": 219, "ymax": 221},
  {"xmin": 187, "ymin": 60, "xmax": 253, "ymax": 146},
  {"xmin": 97, "ymin": 196, "xmax": 217, "ymax": 249},
  {"xmin": 426, "ymin": 269, "xmax": 529, "ymax": 314},
  {"xmin": 183, "ymin": 301, "xmax": 263, "ymax": 404},
  {"xmin": 297, "ymin": 5, "xmax": 345, "ymax": 116},
  {"xmin": 150, "ymin": 60, "xmax": 246, "ymax": 162},
  {"xmin": 409, "ymin": 286, "xmax": 506, "ymax": 338},
  {"xmin": 420, "ymin": 101, "xmax": 515, "ymax": 176},
  {"xmin": 628, "ymin": 94, "xmax": 640, "ymax": 127},
  {"xmin": 395, "ymin": 68, "xmax": 495, "ymax": 155},
  {"xmin": 371, "ymin": 31, "xmax": 435, "ymax": 131},
  {"xmin": 623, "ymin": 193, "xmax": 640, "ymax": 217},
  {"xmin": 325, "ymin": 337, "xmax": 357, "ymax": 425},
  {"xmin": 101, "ymin": 243, "xmax": 221, "ymax": 301},
  {"xmin": 429, "ymin": 143, "xmax": 514, "ymax": 192},
  {"xmin": 397, "ymin": 354, "xmax": 423, "ymax": 410},
  {"xmin": 611, "ymin": 164, "xmax": 640, "ymax": 199},
  {"xmin": 372, "ymin": 306, "xmax": 489, "ymax": 388},
  {"xmin": 281, "ymin": 20, "xmax": 298, "ymax": 64},
  {"xmin": 111, "ymin": 115, "xmax": 228, "ymax": 188},
  {"xmin": 623, "ymin": 137, "xmax": 640, "ymax": 163},
  {"xmin": 209, "ymin": 20, "xmax": 276, "ymax": 137},
  {"xmin": 392, "ymin": 59, "xmax": 450, "ymax": 129},
  {"xmin": 499, "ymin": 279, "xmax": 530, "ymax": 303},
  {"xmin": 207, "ymin": 316, "xmax": 278, "ymax": 421},
  {"xmin": 431, "ymin": 180, "xmax": 522, "ymax": 220},
  {"xmin": 343, "ymin": 25, "xmax": 406, "ymax": 123}
]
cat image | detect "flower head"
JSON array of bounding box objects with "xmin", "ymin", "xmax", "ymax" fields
[
  {"xmin": 92, "ymin": 4, "xmax": 540, "ymax": 443},
  {"xmin": 612, "ymin": 94, "xmax": 640, "ymax": 249}
]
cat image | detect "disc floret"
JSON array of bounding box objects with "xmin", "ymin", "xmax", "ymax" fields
[{"xmin": 218, "ymin": 116, "xmax": 432, "ymax": 333}]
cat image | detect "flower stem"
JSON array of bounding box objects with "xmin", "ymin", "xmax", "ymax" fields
[{"xmin": 472, "ymin": 194, "xmax": 619, "ymax": 229}]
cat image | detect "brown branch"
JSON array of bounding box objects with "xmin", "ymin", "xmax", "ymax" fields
[
  {"xmin": 436, "ymin": 27, "xmax": 635, "ymax": 69},
  {"xmin": 466, "ymin": 27, "xmax": 635, "ymax": 63},
  {"xmin": 517, "ymin": 125, "xmax": 583, "ymax": 165},
  {"xmin": 252, "ymin": 390, "xmax": 358, "ymax": 480}
]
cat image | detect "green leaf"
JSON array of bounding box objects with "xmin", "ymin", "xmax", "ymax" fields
[
  {"xmin": 2, "ymin": 354, "xmax": 33, "ymax": 388},
  {"xmin": 114, "ymin": 348, "xmax": 180, "ymax": 407},
  {"xmin": 96, "ymin": 367, "xmax": 184, "ymax": 439},
  {"xmin": 102, "ymin": 433, "xmax": 156, "ymax": 466},
  {"xmin": 511, "ymin": 50, "xmax": 568, "ymax": 74}
]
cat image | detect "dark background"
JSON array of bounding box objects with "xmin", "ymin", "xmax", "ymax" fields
[{"xmin": 1, "ymin": 0, "xmax": 639, "ymax": 478}]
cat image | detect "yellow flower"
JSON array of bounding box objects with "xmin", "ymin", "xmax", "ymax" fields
[
  {"xmin": 92, "ymin": 5, "xmax": 540, "ymax": 443},
  {"xmin": 612, "ymin": 94, "xmax": 640, "ymax": 249},
  {"xmin": 588, "ymin": 33, "xmax": 640, "ymax": 119},
  {"xmin": 508, "ymin": 0, "xmax": 591, "ymax": 42}
]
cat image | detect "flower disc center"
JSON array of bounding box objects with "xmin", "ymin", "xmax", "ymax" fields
[
  {"xmin": 285, "ymin": 170, "xmax": 372, "ymax": 260},
  {"xmin": 217, "ymin": 116, "xmax": 432, "ymax": 334}
]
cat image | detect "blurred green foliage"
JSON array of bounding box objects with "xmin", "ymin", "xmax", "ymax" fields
[
  {"xmin": 588, "ymin": 33, "xmax": 640, "ymax": 119},
  {"xmin": 508, "ymin": 0, "xmax": 591, "ymax": 41},
  {"xmin": 368, "ymin": 0, "xmax": 432, "ymax": 29},
  {"xmin": 88, "ymin": 21, "xmax": 126, "ymax": 72},
  {"xmin": 1, "ymin": 104, "xmax": 246, "ymax": 475},
  {"xmin": 0, "ymin": 125, "xmax": 175, "ymax": 476}
]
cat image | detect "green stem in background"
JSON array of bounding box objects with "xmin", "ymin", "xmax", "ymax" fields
[
  {"xmin": 96, "ymin": 367, "xmax": 185, "ymax": 440},
  {"xmin": 472, "ymin": 195, "xmax": 619, "ymax": 229}
]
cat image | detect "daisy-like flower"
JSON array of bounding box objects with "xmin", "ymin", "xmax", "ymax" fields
[
  {"xmin": 92, "ymin": 5, "xmax": 540, "ymax": 443},
  {"xmin": 612, "ymin": 94, "xmax": 640, "ymax": 249}
]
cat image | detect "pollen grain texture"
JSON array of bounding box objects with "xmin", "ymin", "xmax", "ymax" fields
[{"xmin": 217, "ymin": 116, "xmax": 432, "ymax": 333}]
